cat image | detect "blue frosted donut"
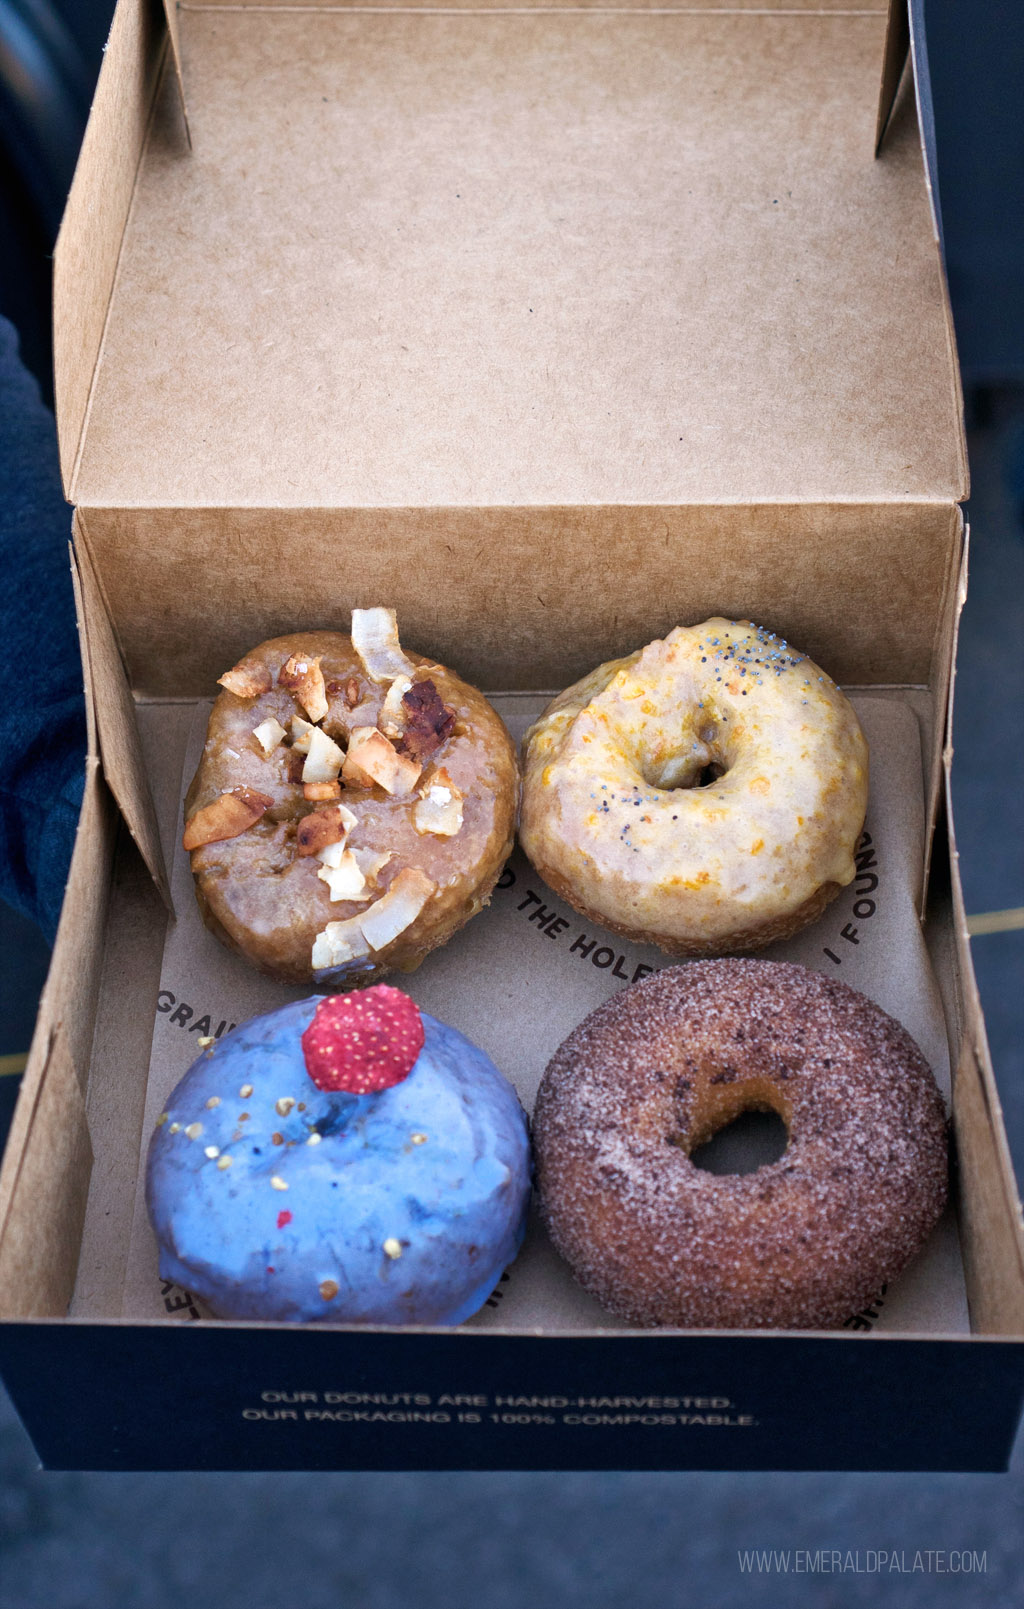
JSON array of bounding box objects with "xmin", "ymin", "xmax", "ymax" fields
[{"xmin": 146, "ymin": 998, "xmax": 531, "ymax": 1324}]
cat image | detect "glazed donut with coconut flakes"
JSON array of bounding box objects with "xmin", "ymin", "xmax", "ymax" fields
[
  {"xmin": 183, "ymin": 609, "xmax": 518, "ymax": 987},
  {"xmin": 519, "ymin": 619, "xmax": 868, "ymax": 955}
]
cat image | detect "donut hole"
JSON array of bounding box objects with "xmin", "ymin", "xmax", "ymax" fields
[
  {"xmin": 635, "ymin": 732, "xmax": 729, "ymax": 792},
  {"xmin": 687, "ymin": 1106, "xmax": 789, "ymax": 1176}
]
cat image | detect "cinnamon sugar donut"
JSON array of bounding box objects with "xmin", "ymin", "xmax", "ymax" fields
[
  {"xmin": 533, "ymin": 960, "xmax": 948, "ymax": 1329},
  {"xmin": 520, "ymin": 620, "xmax": 868, "ymax": 955},
  {"xmin": 184, "ymin": 610, "xmax": 518, "ymax": 987}
]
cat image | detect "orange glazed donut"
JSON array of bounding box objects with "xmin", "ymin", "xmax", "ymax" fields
[
  {"xmin": 520, "ymin": 620, "xmax": 868, "ymax": 955},
  {"xmin": 533, "ymin": 960, "xmax": 948, "ymax": 1330}
]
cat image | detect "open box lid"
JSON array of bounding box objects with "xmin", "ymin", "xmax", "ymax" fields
[{"xmin": 54, "ymin": 0, "xmax": 966, "ymax": 513}]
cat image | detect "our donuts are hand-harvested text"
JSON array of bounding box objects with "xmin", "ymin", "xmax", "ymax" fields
[
  {"xmin": 146, "ymin": 986, "xmax": 532, "ymax": 1325},
  {"xmin": 520, "ymin": 619, "xmax": 868, "ymax": 955},
  {"xmin": 183, "ymin": 609, "xmax": 518, "ymax": 987},
  {"xmin": 533, "ymin": 959, "xmax": 948, "ymax": 1330}
]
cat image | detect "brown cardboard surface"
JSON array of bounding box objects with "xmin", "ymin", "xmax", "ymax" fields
[
  {"xmin": 52, "ymin": 0, "xmax": 171, "ymax": 497},
  {"xmin": 72, "ymin": 530, "xmax": 170, "ymax": 907},
  {"xmin": 0, "ymin": 1031, "xmax": 93, "ymax": 1321},
  {"xmin": 66, "ymin": 3, "xmax": 966, "ymax": 509},
  {"xmin": 111, "ymin": 690, "xmax": 968, "ymax": 1335},
  {"xmin": 76, "ymin": 502, "xmax": 959, "ymax": 701}
]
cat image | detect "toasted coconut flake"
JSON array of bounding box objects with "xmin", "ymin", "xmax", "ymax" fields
[
  {"xmin": 351, "ymin": 608, "xmax": 416, "ymax": 684},
  {"xmin": 315, "ymin": 818, "xmax": 359, "ymax": 871},
  {"xmin": 311, "ymin": 917, "xmax": 371, "ymax": 972},
  {"xmin": 358, "ymin": 868, "xmax": 435, "ymax": 951},
  {"xmin": 318, "ymin": 850, "xmax": 370, "ymax": 903},
  {"xmin": 303, "ymin": 781, "xmax": 341, "ymax": 802},
  {"xmin": 342, "ymin": 726, "xmax": 421, "ymax": 795},
  {"xmin": 252, "ymin": 716, "xmax": 287, "ymax": 756},
  {"xmin": 350, "ymin": 846, "xmax": 393, "ymax": 883},
  {"xmin": 290, "ymin": 715, "xmax": 314, "ymax": 754},
  {"xmin": 379, "ymin": 674, "xmax": 413, "ymax": 738},
  {"xmin": 183, "ymin": 788, "xmax": 273, "ymax": 851},
  {"xmin": 296, "ymin": 803, "xmax": 354, "ymax": 858},
  {"xmin": 302, "ymin": 727, "xmax": 345, "ymax": 785},
  {"xmin": 278, "ymin": 654, "xmax": 329, "ymax": 722},
  {"xmin": 414, "ymin": 769, "xmax": 464, "ymax": 837},
  {"xmin": 218, "ymin": 661, "xmax": 272, "ymax": 699}
]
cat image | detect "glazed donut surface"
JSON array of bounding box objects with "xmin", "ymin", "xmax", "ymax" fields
[
  {"xmin": 146, "ymin": 997, "xmax": 532, "ymax": 1325},
  {"xmin": 533, "ymin": 960, "xmax": 948, "ymax": 1330},
  {"xmin": 520, "ymin": 619, "xmax": 868, "ymax": 955},
  {"xmin": 184, "ymin": 624, "xmax": 518, "ymax": 986}
]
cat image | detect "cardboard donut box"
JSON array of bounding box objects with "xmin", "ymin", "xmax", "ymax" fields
[{"xmin": 1, "ymin": 0, "xmax": 1023, "ymax": 1471}]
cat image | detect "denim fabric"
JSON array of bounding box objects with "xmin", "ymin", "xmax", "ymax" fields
[{"xmin": 0, "ymin": 315, "xmax": 86, "ymax": 942}]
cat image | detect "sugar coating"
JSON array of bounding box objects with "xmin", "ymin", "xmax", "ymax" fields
[
  {"xmin": 533, "ymin": 960, "xmax": 948, "ymax": 1329},
  {"xmin": 146, "ymin": 998, "xmax": 531, "ymax": 1325}
]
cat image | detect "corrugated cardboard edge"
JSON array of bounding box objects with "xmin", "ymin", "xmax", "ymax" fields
[
  {"xmin": 0, "ymin": 1029, "xmax": 93, "ymax": 1321},
  {"xmin": 72, "ymin": 518, "xmax": 171, "ymax": 909},
  {"xmin": 875, "ymin": 0, "xmax": 911, "ymax": 155},
  {"xmin": 943, "ymin": 531, "xmax": 1024, "ymax": 1337},
  {"xmin": 161, "ymin": 0, "xmax": 191, "ymax": 146},
  {"xmin": 53, "ymin": 0, "xmax": 183, "ymax": 500},
  {"xmin": 0, "ymin": 759, "xmax": 115, "ymax": 1320}
]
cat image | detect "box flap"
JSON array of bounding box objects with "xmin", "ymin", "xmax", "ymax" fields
[
  {"xmin": 59, "ymin": 0, "xmax": 967, "ymax": 510},
  {"xmin": 72, "ymin": 518, "xmax": 171, "ymax": 908}
]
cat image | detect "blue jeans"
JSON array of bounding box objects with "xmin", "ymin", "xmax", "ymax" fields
[{"xmin": 0, "ymin": 315, "xmax": 87, "ymax": 942}]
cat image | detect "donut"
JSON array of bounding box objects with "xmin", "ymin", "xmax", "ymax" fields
[
  {"xmin": 533, "ymin": 960, "xmax": 948, "ymax": 1329},
  {"xmin": 519, "ymin": 619, "xmax": 868, "ymax": 955},
  {"xmin": 183, "ymin": 609, "xmax": 518, "ymax": 986},
  {"xmin": 146, "ymin": 986, "xmax": 532, "ymax": 1324}
]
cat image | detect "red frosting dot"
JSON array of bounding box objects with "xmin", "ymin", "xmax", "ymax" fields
[
  {"xmin": 277, "ymin": 1210, "xmax": 293, "ymax": 1230},
  {"xmin": 301, "ymin": 986, "xmax": 425, "ymax": 1094}
]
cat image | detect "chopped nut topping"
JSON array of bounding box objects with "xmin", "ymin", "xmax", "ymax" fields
[
  {"xmin": 156, "ymin": 1112, "xmax": 169, "ymax": 1127},
  {"xmin": 183, "ymin": 788, "xmax": 274, "ymax": 852},
  {"xmin": 271, "ymin": 1176, "xmax": 289, "ymax": 1191},
  {"xmin": 296, "ymin": 802, "xmax": 352, "ymax": 857},
  {"xmin": 345, "ymin": 678, "xmax": 360, "ymax": 708},
  {"xmin": 382, "ymin": 1238, "xmax": 403, "ymax": 1260},
  {"xmin": 204, "ymin": 1145, "xmax": 220, "ymax": 1159},
  {"xmin": 169, "ymin": 1122, "xmax": 181, "ymax": 1134},
  {"xmin": 217, "ymin": 1156, "xmax": 233, "ymax": 1171},
  {"xmin": 285, "ymin": 749, "xmax": 307, "ymax": 784},
  {"xmin": 275, "ymin": 1097, "xmax": 296, "ymax": 1116},
  {"xmin": 271, "ymin": 1132, "xmax": 284, "ymax": 1146},
  {"xmin": 319, "ymin": 1279, "xmax": 339, "ymax": 1301},
  {"xmin": 239, "ymin": 1084, "xmax": 254, "ymax": 1098},
  {"xmin": 205, "ymin": 1095, "xmax": 221, "ymax": 1107},
  {"xmin": 198, "ymin": 1037, "xmax": 216, "ymax": 1049},
  {"xmin": 411, "ymin": 1132, "xmax": 428, "ymax": 1145},
  {"xmin": 278, "ymin": 653, "xmax": 329, "ymax": 722},
  {"xmin": 184, "ymin": 1123, "xmax": 203, "ymax": 1141},
  {"xmin": 307, "ymin": 1133, "xmax": 322, "ymax": 1146},
  {"xmin": 218, "ymin": 661, "xmax": 272, "ymax": 699},
  {"xmin": 396, "ymin": 680, "xmax": 456, "ymax": 762}
]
